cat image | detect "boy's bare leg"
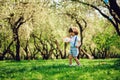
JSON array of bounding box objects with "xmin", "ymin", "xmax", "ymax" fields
[
  {"xmin": 74, "ymin": 57, "xmax": 80, "ymax": 65},
  {"xmin": 69, "ymin": 55, "xmax": 73, "ymax": 65}
]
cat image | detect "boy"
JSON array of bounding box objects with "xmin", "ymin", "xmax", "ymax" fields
[{"xmin": 68, "ymin": 27, "xmax": 81, "ymax": 66}]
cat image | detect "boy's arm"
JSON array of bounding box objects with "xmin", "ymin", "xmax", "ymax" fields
[
  {"xmin": 76, "ymin": 41, "xmax": 81, "ymax": 48},
  {"xmin": 76, "ymin": 37, "xmax": 81, "ymax": 48}
]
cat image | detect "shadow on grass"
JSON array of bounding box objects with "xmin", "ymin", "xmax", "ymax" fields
[
  {"xmin": 0, "ymin": 59, "xmax": 120, "ymax": 79},
  {"xmin": 114, "ymin": 58, "xmax": 120, "ymax": 70}
]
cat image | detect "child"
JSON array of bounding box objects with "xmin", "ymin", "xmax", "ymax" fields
[{"xmin": 65, "ymin": 27, "xmax": 81, "ymax": 66}]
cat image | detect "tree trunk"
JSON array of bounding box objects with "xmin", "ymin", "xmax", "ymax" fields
[
  {"xmin": 81, "ymin": 49, "xmax": 93, "ymax": 59},
  {"xmin": 109, "ymin": 0, "xmax": 120, "ymax": 19},
  {"xmin": 63, "ymin": 42, "xmax": 67, "ymax": 59},
  {"xmin": 15, "ymin": 31, "xmax": 20, "ymax": 61},
  {"xmin": 24, "ymin": 40, "xmax": 31, "ymax": 60},
  {"xmin": 0, "ymin": 40, "xmax": 14, "ymax": 60}
]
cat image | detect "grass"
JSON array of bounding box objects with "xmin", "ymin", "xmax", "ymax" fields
[{"xmin": 0, "ymin": 59, "xmax": 120, "ymax": 80}]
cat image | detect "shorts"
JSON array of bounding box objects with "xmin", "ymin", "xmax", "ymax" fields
[{"xmin": 69, "ymin": 47, "xmax": 79, "ymax": 57}]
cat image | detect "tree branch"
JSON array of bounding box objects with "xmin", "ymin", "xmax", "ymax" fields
[{"xmin": 72, "ymin": 0, "xmax": 120, "ymax": 36}]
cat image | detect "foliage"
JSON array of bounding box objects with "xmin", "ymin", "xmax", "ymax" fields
[
  {"xmin": 0, "ymin": 0, "xmax": 120, "ymax": 60},
  {"xmin": 93, "ymin": 26, "xmax": 120, "ymax": 54}
]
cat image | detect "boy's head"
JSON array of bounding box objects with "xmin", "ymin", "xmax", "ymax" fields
[{"xmin": 69, "ymin": 27, "xmax": 79, "ymax": 36}]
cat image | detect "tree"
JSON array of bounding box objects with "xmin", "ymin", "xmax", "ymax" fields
[
  {"xmin": 57, "ymin": 1, "xmax": 94, "ymax": 59},
  {"xmin": 0, "ymin": 1, "xmax": 34, "ymax": 61},
  {"xmin": 71, "ymin": 0, "xmax": 120, "ymax": 36}
]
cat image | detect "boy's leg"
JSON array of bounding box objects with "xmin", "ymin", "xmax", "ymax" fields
[
  {"xmin": 73, "ymin": 48, "xmax": 80, "ymax": 65},
  {"xmin": 69, "ymin": 54, "xmax": 73, "ymax": 65},
  {"xmin": 74, "ymin": 57, "xmax": 80, "ymax": 65}
]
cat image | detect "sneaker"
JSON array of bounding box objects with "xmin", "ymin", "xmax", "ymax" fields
[
  {"xmin": 69, "ymin": 64, "xmax": 73, "ymax": 67},
  {"xmin": 77, "ymin": 64, "xmax": 81, "ymax": 66}
]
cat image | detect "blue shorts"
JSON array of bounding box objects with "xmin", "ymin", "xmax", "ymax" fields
[{"xmin": 70, "ymin": 47, "xmax": 79, "ymax": 57}]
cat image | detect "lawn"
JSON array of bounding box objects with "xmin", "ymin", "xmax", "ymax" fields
[{"xmin": 0, "ymin": 59, "xmax": 120, "ymax": 80}]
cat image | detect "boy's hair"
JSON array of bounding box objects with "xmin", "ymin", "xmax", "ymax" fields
[
  {"xmin": 69, "ymin": 27, "xmax": 73, "ymax": 33},
  {"xmin": 69, "ymin": 27, "xmax": 79, "ymax": 35}
]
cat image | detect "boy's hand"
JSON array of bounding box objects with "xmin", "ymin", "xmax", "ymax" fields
[{"xmin": 63, "ymin": 37, "xmax": 71, "ymax": 42}]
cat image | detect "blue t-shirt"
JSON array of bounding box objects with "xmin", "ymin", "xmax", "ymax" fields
[{"xmin": 70, "ymin": 35, "xmax": 80, "ymax": 47}]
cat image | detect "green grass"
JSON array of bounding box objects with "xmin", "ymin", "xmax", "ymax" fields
[{"xmin": 0, "ymin": 59, "xmax": 120, "ymax": 80}]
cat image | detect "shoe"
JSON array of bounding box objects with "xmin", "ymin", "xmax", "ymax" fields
[
  {"xmin": 78, "ymin": 64, "xmax": 80, "ymax": 66},
  {"xmin": 69, "ymin": 64, "xmax": 73, "ymax": 66}
]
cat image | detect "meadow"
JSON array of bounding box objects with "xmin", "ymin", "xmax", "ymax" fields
[{"xmin": 0, "ymin": 59, "xmax": 120, "ymax": 80}]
